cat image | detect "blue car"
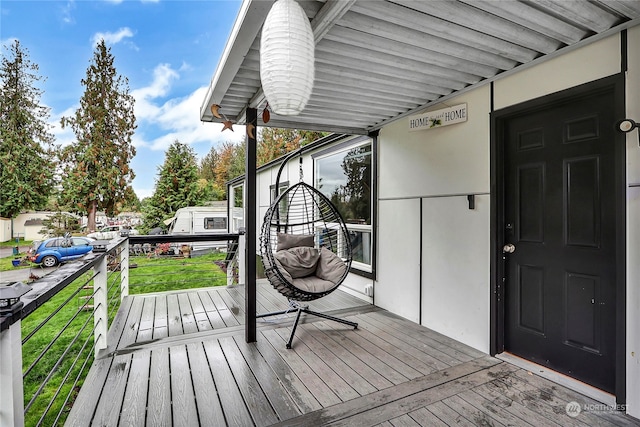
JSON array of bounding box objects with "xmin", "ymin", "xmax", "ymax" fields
[{"xmin": 29, "ymin": 236, "xmax": 95, "ymax": 267}]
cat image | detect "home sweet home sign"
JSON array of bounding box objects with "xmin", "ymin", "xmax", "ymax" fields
[{"xmin": 408, "ymin": 103, "xmax": 467, "ymax": 131}]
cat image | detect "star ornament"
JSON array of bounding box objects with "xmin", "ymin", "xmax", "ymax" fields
[{"xmin": 222, "ymin": 120, "xmax": 234, "ymax": 132}]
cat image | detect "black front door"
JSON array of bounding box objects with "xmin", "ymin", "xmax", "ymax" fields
[{"xmin": 502, "ymin": 85, "xmax": 618, "ymax": 393}]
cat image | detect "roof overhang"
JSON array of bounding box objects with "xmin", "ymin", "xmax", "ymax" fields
[{"xmin": 200, "ymin": 0, "xmax": 640, "ymax": 135}]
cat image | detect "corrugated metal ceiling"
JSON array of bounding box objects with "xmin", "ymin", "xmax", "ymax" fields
[{"xmin": 200, "ymin": 0, "xmax": 640, "ymax": 135}]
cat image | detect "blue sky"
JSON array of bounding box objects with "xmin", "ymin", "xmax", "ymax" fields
[{"xmin": 1, "ymin": 0, "xmax": 246, "ymax": 200}]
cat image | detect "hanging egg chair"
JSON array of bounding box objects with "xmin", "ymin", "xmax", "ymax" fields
[{"xmin": 257, "ymin": 150, "xmax": 358, "ymax": 348}]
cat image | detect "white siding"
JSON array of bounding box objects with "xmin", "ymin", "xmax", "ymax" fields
[
  {"xmin": 377, "ymin": 199, "xmax": 421, "ymax": 323},
  {"xmin": 379, "ymin": 87, "xmax": 491, "ymax": 200},
  {"xmin": 0, "ymin": 219, "xmax": 11, "ymax": 243},
  {"xmin": 494, "ymin": 35, "xmax": 620, "ymax": 110},
  {"xmin": 377, "ymin": 86, "xmax": 491, "ymax": 352}
]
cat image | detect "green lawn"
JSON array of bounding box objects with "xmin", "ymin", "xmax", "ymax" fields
[
  {"xmin": 0, "ymin": 237, "xmax": 31, "ymax": 247},
  {"xmin": 129, "ymin": 252, "xmax": 228, "ymax": 294}
]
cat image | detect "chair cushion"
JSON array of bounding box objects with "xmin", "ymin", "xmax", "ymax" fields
[
  {"xmin": 315, "ymin": 248, "xmax": 347, "ymax": 284},
  {"xmin": 272, "ymin": 257, "xmax": 293, "ymax": 283},
  {"xmin": 293, "ymin": 276, "xmax": 336, "ymax": 293},
  {"xmin": 277, "ymin": 233, "xmax": 315, "ymax": 251},
  {"xmin": 274, "ymin": 246, "xmax": 320, "ymax": 278}
]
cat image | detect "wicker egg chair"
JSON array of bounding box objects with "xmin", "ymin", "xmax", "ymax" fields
[{"xmin": 257, "ymin": 152, "xmax": 358, "ymax": 349}]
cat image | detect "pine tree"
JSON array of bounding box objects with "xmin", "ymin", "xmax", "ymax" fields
[
  {"xmin": 142, "ymin": 141, "xmax": 210, "ymax": 230},
  {"xmin": 59, "ymin": 40, "xmax": 136, "ymax": 231},
  {"xmin": 0, "ymin": 40, "xmax": 55, "ymax": 218}
]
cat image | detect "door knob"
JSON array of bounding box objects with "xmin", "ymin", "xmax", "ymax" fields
[{"xmin": 503, "ymin": 243, "xmax": 516, "ymax": 253}]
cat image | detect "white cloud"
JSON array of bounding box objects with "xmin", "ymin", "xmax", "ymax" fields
[
  {"xmin": 135, "ymin": 188, "xmax": 154, "ymax": 200},
  {"xmin": 131, "ymin": 63, "xmax": 179, "ymax": 121},
  {"xmin": 92, "ymin": 27, "xmax": 134, "ymax": 47},
  {"xmin": 50, "ymin": 106, "xmax": 77, "ymax": 148},
  {"xmin": 131, "ymin": 63, "xmax": 245, "ymax": 152},
  {"xmin": 61, "ymin": 1, "xmax": 76, "ymax": 24}
]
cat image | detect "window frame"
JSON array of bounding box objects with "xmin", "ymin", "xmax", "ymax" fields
[
  {"xmin": 203, "ymin": 217, "xmax": 227, "ymax": 230},
  {"xmin": 312, "ymin": 136, "xmax": 376, "ymax": 278}
]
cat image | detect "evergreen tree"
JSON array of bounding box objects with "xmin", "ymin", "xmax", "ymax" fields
[
  {"xmin": 59, "ymin": 40, "xmax": 136, "ymax": 231},
  {"xmin": 0, "ymin": 40, "xmax": 55, "ymax": 218},
  {"xmin": 142, "ymin": 141, "xmax": 209, "ymax": 230}
]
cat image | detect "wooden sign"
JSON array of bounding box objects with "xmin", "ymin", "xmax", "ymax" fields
[{"xmin": 408, "ymin": 103, "xmax": 467, "ymax": 131}]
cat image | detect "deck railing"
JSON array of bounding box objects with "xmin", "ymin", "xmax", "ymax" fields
[{"xmin": 0, "ymin": 233, "xmax": 243, "ymax": 427}]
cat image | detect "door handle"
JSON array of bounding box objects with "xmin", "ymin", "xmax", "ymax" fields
[{"xmin": 503, "ymin": 243, "xmax": 516, "ymax": 253}]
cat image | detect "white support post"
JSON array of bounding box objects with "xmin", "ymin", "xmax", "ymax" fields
[
  {"xmin": 121, "ymin": 240, "xmax": 129, "ymax": 299},
  {"xmin": 238, "ymin": 234, "xmax": 246, "ymax": 286},
  {"xmin": 0, "ymin": 316, "xmax": 25, "ymax": 427},
  {"xmin": 93, "ymin": 256, "xmax": 108, "ymax": 358}
]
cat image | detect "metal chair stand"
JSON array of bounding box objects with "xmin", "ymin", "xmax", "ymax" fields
[{"xmin": 257, "ymin": 300, "xmax": 358, "ymax": 349}]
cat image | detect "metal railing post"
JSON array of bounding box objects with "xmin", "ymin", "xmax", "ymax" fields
[
  {"xmin": 0, "ymin": 304, "xmax": 25, "ymax": 427},
  {"xmin": 94, "ymin": 256, "xmax": 108, "ymax": 358},
  {"xmin": 121, "ymin": 239, "xmax": 130, "ymax": 299},
  {"xmin": 238, "ymin": 233, "xmax": 246, "ymax": 286}
]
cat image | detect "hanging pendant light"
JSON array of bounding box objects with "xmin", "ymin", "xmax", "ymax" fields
[{"xmin": 260, "ymin": 0, "xmax": 315, "ymax": 116}]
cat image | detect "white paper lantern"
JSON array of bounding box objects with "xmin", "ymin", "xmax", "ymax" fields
[{"xmin": 260, "ymin": 0, "xmax": 315, "ymax": 116}]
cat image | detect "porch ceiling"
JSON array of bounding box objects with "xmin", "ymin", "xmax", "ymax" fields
[{"xmin": 200, "ymin": 0, "xmax": 640, "ymax": 135}]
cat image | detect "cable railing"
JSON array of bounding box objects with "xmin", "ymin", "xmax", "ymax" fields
[{"xmin": 0, "ymin": 232, "xmax": 243, "ymax": 427}]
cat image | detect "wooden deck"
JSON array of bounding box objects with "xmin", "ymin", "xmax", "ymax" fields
[{"xmin": 66, "ymin": 281, "xmax": 640, "ymax": 427}]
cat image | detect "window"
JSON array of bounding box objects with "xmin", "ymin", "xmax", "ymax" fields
[
  {"xmin": 228, "ymin": 182, "xmax": 245, "ymax": 233},
  {"xmin": 204, "ymin": 217, "xmax": 227, "ymax": 230},
  {"xmin": 46, "ymin": 239, "xmax": 61, "ymax": 248},
  {"xmin": 270, "ymin": 181, "xmax": 290, "ymax": 223},
  {"xmin": 315, "ymin": 140, "xmax": 373, "ymax": 271},
  {"xmin": 269, "ymin": 181, "xmax": 289, "ymax": 203}
]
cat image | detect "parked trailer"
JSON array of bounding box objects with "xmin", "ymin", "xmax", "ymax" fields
[{"xmin": 165, "ymin": 204, "xmax": 243, "ymax": 253}]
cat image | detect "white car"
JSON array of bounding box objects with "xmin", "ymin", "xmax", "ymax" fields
[{"xmin": 87, "ymin": 225, "xmax": 139, "ymax": 240}]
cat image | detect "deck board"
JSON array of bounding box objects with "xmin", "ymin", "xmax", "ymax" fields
[
  {"xmin": 272, "ymin": 326, "xmax": 361, "ymax": 402},
  {"xmin": 196, "ymin": 290, "xmax": 227, "ymax": 329},
  {"xmin": 207, "ymin": 288, "xmax": 241, "ymax": 327},
  {"xmin": 249, "ymin": 335, "xmax": 323, "ymax": 414},
  {"xmin": 169, "ymin": 345, "xmax": 199, "ymax": 427},
  {"xmin": 354, "ymin": 313, "xmax": 451, "ymax": 371},
  {"xmin": 232, "ymin": 336, "xmax": 302, "ymax": 420},
  {"xmin": 153, "ymin": 294, "xmax": 168, "ymax": 339},
  {"xmin": 120, "ymin": 296, "xmax": 144, "ymax": 349},
  {"xmin": 118, "ymin": 351, "xmax": 150, "ymax": 427},
  {"xmin": 202, "ymin": 339, "xmax": 255, "ymax": 426},
  {"xmin": 295, "ymin": 323, "xmax": 378, "ymax": 396},
  {"xmin": 316, "ymin": 320, "xmax": 419, "ymax": 384},
  {"xmin": 146, "ymin": 347, "xmax": 171, "ymax": 427},
  {"xmin": 91, "ymin": 353, "xmax": 130, "ymax": 427},
  {"xmin": 219, "ymin": 336, "xmax": 281, "ymax": 426},
  {"xmin": 262, "ymin": 328, "xmax": 343, "ymax": 408},
  {"xmin": 166, "ymin": 294, "xmax": 182, "ymax": 337},
  {"xmin": 405, "ymin": 407, "xmax": 449, "ymax": 427},
  {"xmin": 67, "ymin": 282, "xmax": 640, "ymax": 427}
]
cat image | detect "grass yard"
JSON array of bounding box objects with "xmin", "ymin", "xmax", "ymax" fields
[
  {"xmin": 20, "ymin": 270, "xmax": 117, "ymax": 427},
  {"xmin": 0, "ymin": 238, "xmax": 31, "ymax": 247},
  {"xmin": 128, "ymin": 251, "xmax": 229, "ymax": 294}
]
